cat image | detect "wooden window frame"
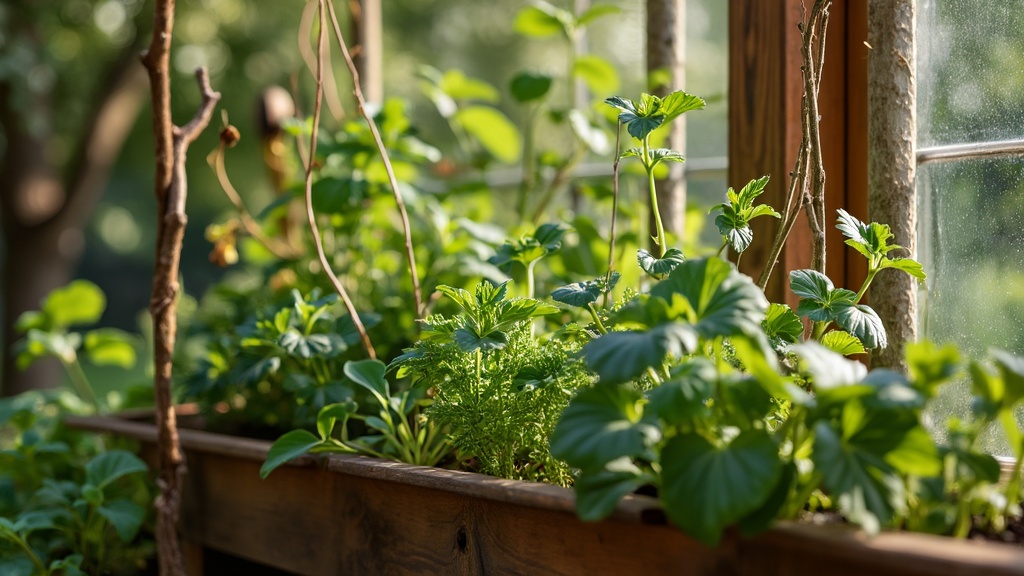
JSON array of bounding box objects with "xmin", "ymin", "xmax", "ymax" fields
[{"xmin": 728, "ymin": 0, "xmax": 868, "ymax": 305}]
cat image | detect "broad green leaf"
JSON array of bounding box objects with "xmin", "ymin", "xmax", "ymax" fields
[
  {"xmin": 646, "ymin": 148, "xmax": 686, "ymax": 170},
  {"xmin": 580, "ymin": 324, "xmax": 698, "ymax": 385},
  {"xmin": 344, "ymin": 360, "xmax": 390, "ymax": 406},
  {"xmin": 439, "ymin": 69, "xmax": 499, "ymax": 102},
  {"xmin": 261, "ymin": 429, "xmax": 322, "ymax": 479},
  {"xmin": 453, "ymin": 328, "xmax": 508, "ymax": 352},
  {"xmin": 789, "ymin": 269, "xmax": 834, "ymax": 301},
  {"xmin": 573, "ymin": 457, "xmax": 650, "ymax": 521},
  {"xmin": 738, "ymin": 463, "xmax": 797, "ymax": 536},
  {"xmin": 317, "ymin": 401, "xmax": 357, "ymax": 440},
  {"xmin": 576, "ymin": 4, "xmax": 621, "ymax": 26},
  {"xmin": 85, "ymin": 450, "xmax": 147, "ymax": 489},
  {"xmin": 792, "ymin": 342, "xmax": 867, "ymax": 390},
  {"xmin": 650, "ymin": 257, "xmax": 769, "ymax": 340},
  {"xmin": 550, "ymin": 385, "xmax": 661, "ymax": 471},
  {"xmin": 813, "ymin": 421, "xmax": 904, "ymax": 534},
  {"xmin": 14, "ymin": 310, "xmax": 46, "ymax": 333},
  {"xmin": 820, "ymin": 330, "xmax": 866, "ymax": 356},
  {"xmin": 83, "ymin": 328, "xmax": 137, "ymax": 369},
  {"xmin": 834, "ymin": 303, "xmax": 887, "ymax": 350},
  {"xmin": 42, "ymin": 280, "xmax": 106, "ymax": 329},
  {"xmin": 510, "ymin": 71, "xmax": 553, "ymax": 102},
  {"xmin": 906, "ymin": 341, "xmax": 960, "ymax": 397},
  {"xmin": 661, "ymin": 430, "xmax": 781, "ymax": 546},
  {"xmin": 534, "ymin": 222, "xmax": 571, "ymax": 251},
  {"xmin": 836, "ymin": 209, "xmax": 898, "ymax": 258},
  {"xmin": 714, "ymin": 212, "xmax": 753, "ymax": 253},
  {"xmin": 605, "ymin": 96, "xmax": 663, "ymax": 140},
  {"xmin": 514, "ymin": 3, "xmax": 567, "ymax": 37},
  {"xmin": 573, "ymin": 55, "xmax": 620, "ymax": 96},
  {"xmin": 454, "ymin": 106, "xmax": 522, "ymax": 163},
  {"xmin": 98, "ymin": 499, "xmax": 144, "ymax": 542},
  {"xmin": 735, "ymin": 175, "xmax": 771, "ymax": 208},
  {"xmin": 992, "ymin": 349, "xmax": 1024, "ymax": 406},
  {"xmin": 278, "ymin": 330, "xmax": 345, "ymax": 359},
  {"xmin": 551, "ymin": 282, "xmax": 600, "ymax": 308},
  {"xmin": 884, "ymin": 426, "xmax": 941, "ymax": 477},
  {"xmin": 880, "ymin": 257, "xmax": 926, "ymax": 281},
  {"xmin": 309, "ymin": 176, "xmax": 368, "ymax": 215},
  {"xmin": 568, "ymin": 109, "xmax": 610, "ymax": 155},
  {"xmin": 762, "ymin": 304, "xmax": 803, "ymax": 344},
  {"xmin": 658, "ymin": 90, "xmax": 707, "ymax": 123},
  {"xmin": 646, "ymin": 358, "xmax": 716, "ymax": 426},
  {"xmin": 636, "ymin": 248, "xmax": 685, "ymax": 279}
]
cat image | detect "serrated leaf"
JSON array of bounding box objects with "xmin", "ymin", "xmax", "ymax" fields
[
  {"xmin": 83, "ymin": 328, "xmax": 137, "ymax": 369},
  {"xmin": 98, "ymin": 499, "xmax": 144, "ymax": 542},
  {"xmin": 573, "ymin": 457, "xmax": 650, "ymax": 521},
  {"xmin": 550, "ymin": 385, "xmax": 660, "ymax": 470},
  {"xmin": 820, "ymin": 330, "xmax": 866, "ymax": 356},
  {"xmin": 834, "ymin": 303, "xmax": 887, "ymax": 350},
  {"xmin": 715, "ymin": 212, "xmax": 753, "ymax": 253},
  {"xmin": 454, "ymin": 106, "xmax": 521, "ymax": 163},
  {"xmin": 762, "ymin": 304, "xmax": 803, "ymax": 344},
  {"xmin": 836, "ymin": 209, "xmax": 897, "ymax": 258},
  {"xmin": 650, "ymin": 257, "xmax": 769, "ymax": 340},
  {"xmin": 261, "ymin": 430, "xmax": 322, "ymax": 479},
  {"xmin": 580, "ymin": 324, "xmax": 698, "ymax": 385},
  {"xmin": 658, "ymin": 90, "xmax": 706, "ymax": 123},
  {"xmin": 880, "ymin": 257, "xmax": 926, "ymax": 281},
  {"xmin": 85, "ymin": 450, "xmax": 147, "ymax": 489},
  {"xmin": 637, "ymin": 248, "xmax": 685, "ymax": 279},
  {"xmin": 661, "ymin": 430, "xmax": 781, "ymax": 546},
  {"xmin": 454, "ymin": 328, "xmax": 509, "ymax": 352},
  {"xmin": 789, "ymin": 269, "xmax": 834, "ymax": 301},
  {"xmin": 510, "ymin": 71, "xmax": 553, "ymax": 102},
  {"xmin": 573, "ymin": 54, "xmax": 619, "ymax": 96}
]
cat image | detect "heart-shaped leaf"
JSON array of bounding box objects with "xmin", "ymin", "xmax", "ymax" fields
[
  {"xmin": 261, "ymin": 429, "xmax": 323, "ymax": 479},
  {"xmin": 573, "ymin": 457, "xmax": 651, "ymax": 521},
  {"xmin": 580, "ymin": 324, "xmax": 698, "ymax": 385},
  {"xmin": 550, "ymin": 385, "xmax": 661, "ymax": 471},
  {"xmin": 834, "ymin": 303, "xmax": 887, "ymax": 350},
  {"xmin": 661, "ymin": 430, "xmax": 781, "ymax": 546},
  {"xmin": 637, "ymin": 248, "xmax": 685, "ymax": 279},
  {"xmin": 344, "ymin": 360, "xmax": 391, "ymax": 406},
  {"xmin": 85, "ymin": 451, "xmax": 147, "ymax": 489}
]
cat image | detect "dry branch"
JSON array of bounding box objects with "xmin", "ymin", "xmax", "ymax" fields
[{"xmin": 143, "ymin": 2, "xmax": 221, "ymax": 574}]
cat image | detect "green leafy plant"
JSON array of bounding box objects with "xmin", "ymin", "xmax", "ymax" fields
[
  {"xmin": 710, "ymin": 175, "xmax": 779, "ymax": 264},
  {"xmin": 14, "ymin": 281, "xmax": 139, "ymax": 412},
  {"xmin": 0, "ymin": 394, "xmax": 153, "ymax": 575},
  {"xmin": 260, "ymin": 359, "xmax": 450, "ymax": 478},
  {"xmin": 489, "ymin": 222, "xmax": 571, "ymax": 300},
  {"xmin": 605, "ymin": 91, "xmax": 705, "ymax": 256},
  {"xmin": 790, "ymin": 210, "xmax": 926, "ymax": 348}
]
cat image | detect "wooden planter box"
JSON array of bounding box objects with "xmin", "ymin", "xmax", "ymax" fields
[{"xmin": 66, "ymin": 414, "xmax": 1024, "ymax": 576}]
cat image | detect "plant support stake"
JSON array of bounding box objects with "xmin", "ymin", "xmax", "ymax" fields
[{"xmin": 142, "ymin": 0, "xmax": 221, "ymax": 572}]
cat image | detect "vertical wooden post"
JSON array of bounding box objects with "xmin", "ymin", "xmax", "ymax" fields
[
  {"xmin": 647, "ymin": 0, "xmax": 687, "ymax": 248},
  {"xmin": 867, "ymin": 0, "xmax": 916, "ymax": 372},
  {"xmin": 350, "ymin": 0, "xmax": 383, "ymax": 103}
]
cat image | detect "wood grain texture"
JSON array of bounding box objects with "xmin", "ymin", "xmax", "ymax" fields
[{"xmin": 67, "ymin": 416, "xmax": 1024, "ymax": 576}]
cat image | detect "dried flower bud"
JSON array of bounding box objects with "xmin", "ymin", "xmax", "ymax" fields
[{"xmin": 220, "ymin": 124, "xmax": 241, "ymax": 148}]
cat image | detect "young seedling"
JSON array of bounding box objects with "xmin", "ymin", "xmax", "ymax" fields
[
  {"xmin": 605, "ymin": 91, "xmax": 705, "ymax": 257},
  {"xmin": 710, "ymin": 175, "xmax": 779, "ymax": 267}
]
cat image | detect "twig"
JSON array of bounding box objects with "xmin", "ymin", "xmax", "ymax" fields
[
  {"xmin": 324, "ymin": 0, "xmax": 425, "ymax": 318},
  {"xmin": 208, "ymin": 132, "xmax": 303, "ymax": 260},
  {"xmin": 304, "ymin": 0, "xmax": 377, "ymax": 359},
  {"xmin": 142, "ymin": 1, "xmax": 221, "ymax": 570}
]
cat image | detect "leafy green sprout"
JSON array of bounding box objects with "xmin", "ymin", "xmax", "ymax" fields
[
  {"xmin": 710, "ymin": 175, "xmax": 779, "ymax": 266},
  {"xmin": 488, "ymin": 222, "xmax": 571, "ymax": 302},
  {"xmin": 790, "ymin": 210, "xmax": 926, "ymax": 348},
  {"xmin": 605, "ymin": 91, "xmax": 705, "ymax": 257}
]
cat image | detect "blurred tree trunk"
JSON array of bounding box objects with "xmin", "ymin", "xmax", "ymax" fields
[
  {"xmin": 350, "ymin": 0, "xmax": 383, "ymax": 103},
  {"xmin": 867, "ymin": 0, "xmax": 916, "ymax": 373},
  {"xmin": 0, "ymin": 32, "xmax": 147, "ymax": 396},
  {"xmin": 647, "ymin": 0, "xmax": 687, "ymax": 250}
]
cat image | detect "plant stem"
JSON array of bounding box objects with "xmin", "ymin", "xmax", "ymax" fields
[
  {"xmin": 604, "ymin": 123, "xmax": 622, "ymax": 308},
  {"xmin": 325, "ymin": 0, "xmax": 424, "ymax": 318},
  {"xmin": 516, "ymin": 105, "xmax": 540, "ymax": 220},
  {"xmin": 304, "ymin": 1, "xmax": 376, "ymax": 359},
  {"xmin": 586, "ymin": 303, "xmax": 608, "ymax": 334},
  {"xmin": 854, "ymin": 267, "xmax": 880, "ymax": 303},
  {"xmin": 811, "ymin": 320, "xmax": 828, "ymax": 341},
  {"xmin": 12, "ymin": 534, "xmax": 46, "ymax": 576},
  {"xmin": 64, "ymin": 357, "xmax": 100, "ymax": 412},
  {"xmin": 644, "ymin": 137, "xmax": 667, "ymax": 257}
]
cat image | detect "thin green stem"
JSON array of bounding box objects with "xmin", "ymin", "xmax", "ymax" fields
[
  {"xmin": 586, "ymin": 303, "xmax": 608, "ymax": 334},
  {"xmin": 811, "ymin": 320, "xmax": 828, "ymax": 341},
  {"xmin": 644, "ymin": 137, "xmax": 667, "ymax": 257},
  {"xmin": 735, "ymin": 250, "xmax": 744, "ymax": 269},
  {"xmin": 717, "ymin": 240, "xmax": 728, "ymax": 257},
  {"xmin": 12, "ymin": 533, "xmax": 46, "ymax": 576},
  {"xmin": 645, "ymin": 366, "xmax": 663, "ymax": 386},
  {"xmin": 64, "ymin": 357, "xmax": 100, "ymax": 412},
  {"xmin": 604, "ymin": 123, "xmax": 623, "ymax": 309},
  {"xmin": 854, "ymin": 267, "xmax": 880, "ymax": 303},
  {"xmin": 475, "ymin": 349, "xmax": 483, "ymax": 404},
  {"xmin": 517, "ymin": 105, "xmax": 540, "ymax": 219}
]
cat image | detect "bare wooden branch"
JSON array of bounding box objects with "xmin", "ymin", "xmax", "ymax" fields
[
  {"xmin": 304, "ymin": 0, "xmax": 377, "ymax": 359},
  {"xmin": 325, "ymin": 0, "xmax": 424, "ymax": 318}
]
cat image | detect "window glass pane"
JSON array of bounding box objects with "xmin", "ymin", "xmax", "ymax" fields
[
  {"xmin": 918, "ymin": 0, "xmax": 1024, "ymax": 147},
  {"xmin": 918, "ymin": 158, "xmax": 1024, "ymax": 450}
]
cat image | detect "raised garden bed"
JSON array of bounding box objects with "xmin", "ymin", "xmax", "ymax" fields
[{"xmin": 66, "ymin": 414, "xmax": 1024, "ymax": 576}]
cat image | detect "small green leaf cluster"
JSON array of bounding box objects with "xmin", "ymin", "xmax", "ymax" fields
[
  {"xmin": 391, "ymin": 281, "xmax": 592, "ymax": 485},
  {"xmin": 0, "ymin": 394, "xmax": 153, "ymax": 575},
  {"xmin": 710, "ymin": 176, "xmax": 780, "ymax": 255},
  {"xmin": 790, "ymin": 210, "xmax": 926, "ymax": 351},
  {"xmin": 184, "ymin": 290, "xmax": 377, "ymax": 434},
  {"xmin": 488, "ymin": 222, "xmax": 571, "ymax": 299},
  {"xmin": 14, "ymin": 280, "xmax": 140, "ymax": 412},
  {"xmin": 260, "ymin": 359, "xmax": 450, "ymax": 479}
]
